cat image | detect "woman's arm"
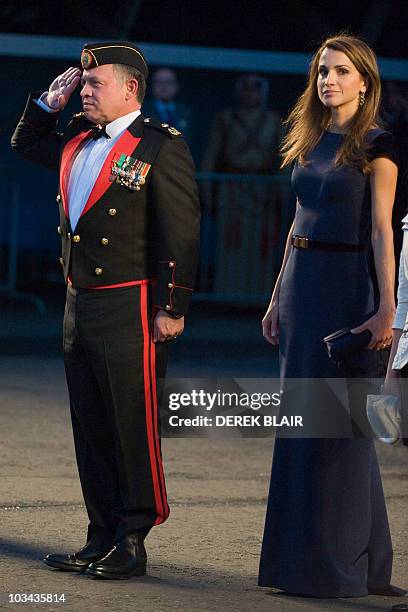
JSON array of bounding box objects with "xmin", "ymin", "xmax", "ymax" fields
[
  {"xmin": 351, "ymin": 157, "xmax": 398, "ymax": 349},
  {"xmin": 268, "ymin": 217, "xmax": 295, "ymax": 305},
  {"xmin": 262, "ymin": 201, "xmax": 298, "ymax": 345}
]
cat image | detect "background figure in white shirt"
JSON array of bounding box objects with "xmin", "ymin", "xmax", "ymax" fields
[{"xmin": 385, "ymin": 212, "xmax": 408, "ymax": 446}]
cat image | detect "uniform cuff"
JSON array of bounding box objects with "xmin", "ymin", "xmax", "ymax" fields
[
  {"xmin": 154, "ymin": 260, "xmax": 193, "ymax": 316},
  {"xmin": 23, "ymin": 92, "xmax": 61, "ymax": 128},
  {"xmin": 35, "ymin": 93, "xmax": 58, "ymax": 113}
]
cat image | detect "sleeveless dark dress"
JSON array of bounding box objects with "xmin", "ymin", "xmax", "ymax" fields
[{"xmin": 258, "ymin": 129, "xmax": 399, "ymax": 597}]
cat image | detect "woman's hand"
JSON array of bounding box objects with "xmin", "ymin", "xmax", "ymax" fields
[
  {"xmin": 262, "ymin": 301, "xmax": 279, "ymax": 345},
  {"xmin": 351, "ymin": 307, "xmax": 395, "ymax": 350},
  {"xmin": 383, "ymin": 369, "xmax": 401, "ymax": 398}
]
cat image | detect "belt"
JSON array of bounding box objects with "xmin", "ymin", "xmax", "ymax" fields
[
  {"xmin": 67, "ymin": 278, "xmax": 151, "ymax": 294},
  {"xmin": 291, "ymin": 235, "xmax": 364, "ymax": 252}
]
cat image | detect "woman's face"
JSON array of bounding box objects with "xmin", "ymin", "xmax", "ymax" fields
[{"xmin": 317, "ymin": 47, "xmax": 367, "ymax": 112}]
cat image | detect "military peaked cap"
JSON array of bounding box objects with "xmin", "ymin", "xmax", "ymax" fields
[{"xmin": 81, "ymin": 41, "xmax": 149, "ymax": 78}]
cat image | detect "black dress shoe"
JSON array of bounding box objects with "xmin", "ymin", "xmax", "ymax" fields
[
  {"xmin": 368, "ymin": 584, "xmax": 407, "ymax": 597},
  {"xmin": 43, "ymin": 541, "xmax": 113, "ymax": 572},
  {"xmin": 85, "ymin": 533, "xmax": 147, "ymax": 580}
]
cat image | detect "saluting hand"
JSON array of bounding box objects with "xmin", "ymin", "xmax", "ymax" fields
[{"xmin": 45, "ymin": 67, "xmax": 82, "ymax": 111}]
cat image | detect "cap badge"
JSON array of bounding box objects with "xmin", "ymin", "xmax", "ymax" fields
[{"xmin": 81, "ymin": 50, "xmax": 93, "ymax": 69}]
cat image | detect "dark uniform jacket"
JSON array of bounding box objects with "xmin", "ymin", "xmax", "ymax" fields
[{"xmin": 11, "ymin": 93, "xmax": 200, "ymax": 316}]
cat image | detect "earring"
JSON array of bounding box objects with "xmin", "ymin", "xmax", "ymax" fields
[{"xmin": 359, "ymin": 91, "xmax": 366, "ymax": 107}]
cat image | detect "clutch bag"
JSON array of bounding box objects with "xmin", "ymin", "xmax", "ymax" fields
[
  {"xmin": 323, "ymin": 311, "xmax": 374, "ymax": 362},
  {"xmin": 366, "ymin": 394, "xmax": 402, "ymax": 445}
]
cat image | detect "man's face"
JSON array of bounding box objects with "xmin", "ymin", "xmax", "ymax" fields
[
  {"xmin": 238, "ymin": 75, "xmax": 263, "ymax": 108},
  {"xmin": 80, "ymin": 64, "xmax": 135, "ymax": 124},
  {"xmin": 152, "ymin": 69, "xmax": 178, "ymax": 103}
]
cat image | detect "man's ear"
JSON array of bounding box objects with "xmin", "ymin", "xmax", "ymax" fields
[{"xmin": 125, "ymin": 79, "xmax": 139, "ymax": 100}]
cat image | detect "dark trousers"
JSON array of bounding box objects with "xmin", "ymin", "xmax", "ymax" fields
[
  {"xmin": 399, "ymin": 362, "xmax": 408, "ymax": 446},
  {"xmin": 63, "ymin": 282, "xmax": 169, "ymax": 546}
]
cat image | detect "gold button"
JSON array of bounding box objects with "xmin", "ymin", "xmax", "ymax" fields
[
  {"xmin": 144, "ymin": 118, "xmax": 150, "ymax": 123},
  {"xmin": 95, "ymin": 267, "xmax": 103, "ymax": 275},
  {"xmin": 100, "ymin": 237, "xmax": 109, "ymax": 246},
  {"xmin": 59, "ymin": 257, "xmax": 64, "ymax": 265},
  {"xmin": 67, "ymin": 232, "xmax": 71, "ymax": 239},
  {"xmin": 165, "ymin": 304, "xmax": 171, "ymax": 311},
  {"xmin": 56, "ymin": 195, "xmax": 61, "ymax": 203},
  {"xmin": 108, "ymin": 208, "xmax": 117, "ymax": 216},
  {"xmin": 57, "ymin": 226, "xmax": 62, "ymax": 235},
  {"xmin": 168, "ymin": 282, "xmax": 174, "ymax": 288},
  {"xmin": 169, "ymin": 261, "xmax": 175, "ymax": 268},
  {"xmin": 72, "ymin": 235, "xmax": 80, "ymax": 243}
]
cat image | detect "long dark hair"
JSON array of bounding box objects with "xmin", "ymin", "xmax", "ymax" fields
[{"xmin": 281, "ymin": 34, "xmax": 382, "ymax": 174}]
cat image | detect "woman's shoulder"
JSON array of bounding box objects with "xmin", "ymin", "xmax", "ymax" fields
[
  {"xmin": 366, "ymin": 126, "xmax": 393, "ymax": 143},
  {"xmin": 365, "ymin": 127, "xmax": 399, "ymax": 166}
]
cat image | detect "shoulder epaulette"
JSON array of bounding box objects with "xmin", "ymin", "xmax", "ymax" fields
[
  {"xmin": 71, "ymin": 112, "xmax": 94, "ymax": 124},
  {"xmin": 142, "ymin": 117, "xmax": 182, "ymax": 138},
  {"xmin": 69, "ymin": 112, "xmax": 94, "ymax": 130}
]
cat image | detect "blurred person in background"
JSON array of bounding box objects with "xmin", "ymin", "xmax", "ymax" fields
[
  {"xmin": 382, "ymin": 81, "xmax": 408, "ymax": 263},
  {"xmin": 384, "ymin": 174, "xmax": 408, "ymax": 448},
  {"xmin": 200, "ymin": 73, "xmax": 282, "ymax": 295},
  {"xmin": 143, "ymin": 67, "xmax": 193, "ymax": 143},
  {"xmin": 382, "ymin": 84, "xmax": 408, "ymax": 449},
  {"xmin": 382, "ymin": 82, "xmax": 408, "ymax": 160}
]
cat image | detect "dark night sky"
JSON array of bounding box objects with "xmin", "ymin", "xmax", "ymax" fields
[{"xmin": 0, "ymin": 0, "xmax": 407, "ymax": 56}]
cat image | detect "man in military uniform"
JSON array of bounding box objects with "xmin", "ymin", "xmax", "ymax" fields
[{"xmin": 12, "ymin": 42, "xmax": 200, "ymax": 580}]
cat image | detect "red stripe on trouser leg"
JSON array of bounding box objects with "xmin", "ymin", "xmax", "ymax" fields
[
  {"xmin": 149, "ymin": 339, "xmax": 170, "ymax": 522},
  {"xmin": 140, "ymin": 283, "xmax": 165, "ymax": 523}
]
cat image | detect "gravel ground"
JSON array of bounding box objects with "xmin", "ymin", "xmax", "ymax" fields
[{"xmin": 0, "ymin": 356, "xmax": 407, "ymax": 611}]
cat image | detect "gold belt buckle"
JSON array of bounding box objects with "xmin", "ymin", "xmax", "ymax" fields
[{"xmin": 293, "ymin": 235, "xmax": 309, "ymax": 249}]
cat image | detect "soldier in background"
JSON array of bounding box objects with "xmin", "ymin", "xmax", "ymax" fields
[
  {"xmin": 201, "ymin": 74, "xmax": 283, "ymax": 295},
  {"xmin": 143, "ymin": 68, "xmax": 193, "ymax": 144}
]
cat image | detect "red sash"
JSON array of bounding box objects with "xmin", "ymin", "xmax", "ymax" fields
[{"xmin": 59, "ymin": 130, "xmax": 142, "ymax": 220}]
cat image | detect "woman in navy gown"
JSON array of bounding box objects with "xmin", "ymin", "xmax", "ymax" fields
[{"xmin": 259, "ymin": 34, "xmax": 405, "ymax": 598}]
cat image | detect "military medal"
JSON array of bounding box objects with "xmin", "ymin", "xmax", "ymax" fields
[{"xmin": 110, "ymin": 154, "xmax": 151, "ymax": 191}]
